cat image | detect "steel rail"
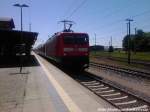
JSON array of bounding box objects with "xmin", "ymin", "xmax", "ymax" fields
[
  {"xmin": 76, "ymin": 72, "xmax": 150, "ymax": 112},
  {"xmin": 90, "ymin": 62, "xmax": 150, "ymax": 78}
]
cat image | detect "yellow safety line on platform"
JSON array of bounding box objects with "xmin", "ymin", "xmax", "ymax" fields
[{"xmin": 35, "ymin": 54, "xmax": 82, "ymax": 112}]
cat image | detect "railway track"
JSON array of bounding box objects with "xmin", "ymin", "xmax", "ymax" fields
[
  {"xmin": 90, "ymin": 62, "xmax": 150, "ymax": 78},
  {"xmin": 75, "ymin": 72, "xmax": 150, "ymax": 112},
  {"xmin": 43, "ymin": 56, "xmax": 150, "ymax": 111},
  {"xmin": 108, "ymin": 57, "xmax": 150, "ymax": 67}
]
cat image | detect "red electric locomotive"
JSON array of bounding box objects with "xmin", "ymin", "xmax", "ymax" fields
[{"xmin": 36, "ymin": 20, "xmax": 89, "ymax": 69}]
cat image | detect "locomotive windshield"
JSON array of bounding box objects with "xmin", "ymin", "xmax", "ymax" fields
[{"xmin": 64, "ymin": 34, "xmax": 88, "ymax": 44}]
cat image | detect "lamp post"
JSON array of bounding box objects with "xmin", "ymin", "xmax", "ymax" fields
[
  {"xmin": 13, "ymin": 4, "xmax": 29, "ymax": 73},
  {"xmin": 13, "ymin": 4, "xmax": 29, "ymax": 31}
]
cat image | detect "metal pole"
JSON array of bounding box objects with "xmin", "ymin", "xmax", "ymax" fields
[
  {"xmin": 135, "ymin": 27, "xmax": 137, "ymax": 35},
  {"xmin": 29, "ymin": 23, "xmax": 31, "ymax": 31},
  {"xmin": 127, "ymin": 23, "xmax": 129, "ymax": 36},
  {"xmin": 13, "ymin": 4, "xmax": 29, "ymax": 73},
  {"xmin": 110, "ymin": 36, "xmax": 112, "ymax": 46},
  {"xmin": 21, "ymin": 7, "xmax": 23, "ymax": 31},
  {"xmin": 95, "ymin": 33, "xmax": 96, "ymax": 46},
  {"xmin": 126, "ymin": 19, "xmax": 133, "ymax": 64},
  {"xmin": 127, "ymin": 22, "xmax": 129, "ymax": 54},
  {"xmin": 20, "ymin": 7, "xmax": 23, "ymax": 73},
  {"xmin": 94, "ymin": 33, "xmax": 96, "ymax": 54},
  {"xmin": 128, "ymin": 21, "xmax": 131, "ymax": 64},
  {"xmin": 134, "ymin": 27, "xmax": 137, "ymax": 54}
]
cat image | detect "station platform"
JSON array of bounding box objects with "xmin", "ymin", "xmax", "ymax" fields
[{"xmin": 0, "ymin": 53, "xmax": 117, "ymax": 112}]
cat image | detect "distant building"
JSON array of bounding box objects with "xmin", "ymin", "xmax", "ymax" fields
[
  {"xmin": 90, "ymin": 45, "xmax": 104, "ymax": 51},
  {"xmin": 0, "ymin": 17, "xmax": 15, "ymax": 30},
  {"xmin": 104, "ymin": 46, "xmax": 122, "ymax": 51}
]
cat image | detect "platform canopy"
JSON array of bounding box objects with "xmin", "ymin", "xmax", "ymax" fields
[
  {"xmin": 0, "ymin": 29, "xmax": 38, "ymax": 55},
  {"xmin": 0, "ymin": 29, "xmax": 37, "ymax": 45}
]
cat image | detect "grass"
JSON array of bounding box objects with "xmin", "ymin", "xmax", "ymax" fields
[
  {"xmin": 90, "ymin": 51, "xmax": 150, "ymax": 71},
  {"xmin": 90, "ymin": 51, "xmax": 150, "ymax": 70},
  {"xmin": 90, "ymin": 51, "xmax": 150, "ymax": 61}
]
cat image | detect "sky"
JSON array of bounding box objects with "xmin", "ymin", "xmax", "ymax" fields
[{"xmin": 0, "ymin": 0, "xmax": 150, "ymax": 48}]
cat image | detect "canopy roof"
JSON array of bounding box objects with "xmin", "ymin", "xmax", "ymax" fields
[{"xmin": 0, "ymin": 29, "xmax": 38, "ymax": 46}]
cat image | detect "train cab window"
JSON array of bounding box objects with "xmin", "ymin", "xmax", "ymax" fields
[
  {"xmin": 64, "ymin": 34, "xmax": 88, "ymax": 44},
  {"xmin": 64, "ymin": 36, "xmax": 74, "ymax": 44},
  {"xmin": 75, "ymin": 35, "xmax": 88, "ymax": 44}
]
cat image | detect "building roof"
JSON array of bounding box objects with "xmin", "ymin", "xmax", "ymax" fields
[{"xmin": 0, "ymin": 17, "xmax": 15, "ymax": 29}]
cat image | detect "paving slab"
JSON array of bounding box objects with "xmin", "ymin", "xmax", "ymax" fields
[
  {"xmin": 0, "ymin": 54, "xmax": 119, "ymax": 112},
  {"xmin": 35, "ymin": 54, "xmax": 119, "ymax": 112}
]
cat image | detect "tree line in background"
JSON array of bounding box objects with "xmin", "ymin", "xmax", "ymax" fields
[{"xmin": 123, "ymin": 30, "xmax": 150, "ymax": 52}]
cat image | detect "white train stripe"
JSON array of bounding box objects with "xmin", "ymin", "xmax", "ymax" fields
[
  {"xmin": 107, "ymin": 96, "xmax": 128, "ymax": 101},
  {"xmin": 122, "ymin": 105, "xmax": 148, "ymax": 111},
  {"xmin": 115, "ymin": 100, "xmax": 137, "ymax": 106},
  {"xmin": 96, "ymin": 90, "xmax": 114, "ymax": 93},
  {"xmin": 101, "ymin": 92, "xmax": 121, "ymax": 97},
  {"xmin": 78, "ymin": 48, "xmax": 88, "ymax": 52}
]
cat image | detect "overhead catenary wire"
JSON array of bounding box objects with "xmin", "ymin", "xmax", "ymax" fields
[
  {"xmin": 63, "ymin": 0, "xmax": 149, "ymax": 34},
  {"xmin": 96, "ymin": 10, "xmax": 150, "ymax": 47},
  {"xmin": 87, "ymin": 0, "xmax": 149, "ymax": 34},
  {"xmin": 92, "ymin": 10, "xmax": 150, "ymax": 40},
  {"xmin": 131, "ymin": 9, "xmax": 150, "ymax": 18},
  {"xmin": 60, "ymin": 0, "xmax": 150, "ymax": 47},
  {"xmin": 98, "ymin": 9, "xmax": 150, "ymax": 32},
  {"xmin": 62, "ymin": 0, "xmax": 77, "ymax": 19},
  {"xmin": 86, "ymin": 0, "xmax": 139, "ymax": 31},
  {"xmin": 140, "ymin": 24, "xmax": 150, "ymax": 29},
  {"xmin": 66, "ymin": 0, "xmax": 88, "ymax": 19},
  {"xmin": 98, "ymin": 0, "xmax": 138, "ymax": 21}
]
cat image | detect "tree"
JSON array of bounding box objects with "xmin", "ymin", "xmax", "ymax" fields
[
  {"xmin": 137, "ymin": 29, "xmax": 144, "ymax": 37},
  {"xmin": 122, "ymin": 35, "xmax": 134, "ymax": 51},
  {"xmin": 122, "ymin": 35, "xmax": 129, "ymax": 51},
  {"xmin": 135, "ymin": 30, "xmax": 150, "ymax": 51},
  {"xmin": 122, "ymin": 29, "xmax": 150, "ymax": 52}
]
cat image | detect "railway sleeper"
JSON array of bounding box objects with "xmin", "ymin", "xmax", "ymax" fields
[
  {"xmin": 118, "ymin": 102, "xmax": 149, "ymax": 111},
  {"xmin": 83, "ymin": 82, "xmax": 100, "ymax": 86},
  {"xmin": 111, "ymin": 97, "xmax": 136, "ymax": 104}
]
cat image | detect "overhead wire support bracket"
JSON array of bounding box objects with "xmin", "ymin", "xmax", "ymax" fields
[{"xmin": 59, "ymin": 20, "xmax": 75, "ymax": 32}]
